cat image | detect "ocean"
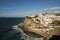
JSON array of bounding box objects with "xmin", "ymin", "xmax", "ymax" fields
[
  {"xmin": 0, "ymin": 17, "xmax": 26, "ymax": 40},
  {"xmin": 0, "ymin": 17, "xmax": 24, "ymax": 27}
]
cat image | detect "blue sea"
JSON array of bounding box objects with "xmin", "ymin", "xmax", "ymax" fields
[
  {"xmin": 0, "ymin": 17, "xmax": 26, "ymax": 40},
  {"xmin": 0, "ymin": 17, "xmax": 24, "ymax": 27},
  {"xmin": 0, "ymin": 17, "xmax": 60, "ymax": 40}
]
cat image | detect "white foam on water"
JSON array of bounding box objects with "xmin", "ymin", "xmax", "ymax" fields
[
  {"xmin": 11, "ymin": 25, "xmax": 44, "ymax": 40},
  {"xmin": 12, "ymin": 25, "xmax": 18, "ymax": 29}
]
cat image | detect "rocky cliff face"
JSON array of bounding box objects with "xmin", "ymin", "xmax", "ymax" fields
[{"xmin": 18, "ymin": 13, "xmax": 60, "ymax": 40}]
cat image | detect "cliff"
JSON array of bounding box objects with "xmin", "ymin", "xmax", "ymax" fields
[{"xmin": 18, "ymin": 13, "xmax": 60, "ymax": 40}]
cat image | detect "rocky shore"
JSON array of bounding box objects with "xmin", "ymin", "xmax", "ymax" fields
[{"xmin": 18, "ymin": 13, "xmax": 60, "ymax": 40}]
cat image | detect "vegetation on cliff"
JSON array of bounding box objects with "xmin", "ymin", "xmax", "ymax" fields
[{"xmin": 18, "ymin": 13, "xmax": 60, "ymax": 40}]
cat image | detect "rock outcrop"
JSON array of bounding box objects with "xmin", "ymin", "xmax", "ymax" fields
[{"xmin": 18, "ymin": 13, "xmax": 60, "ymax": 40}]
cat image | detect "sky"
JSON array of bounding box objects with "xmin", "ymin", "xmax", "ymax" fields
[{"xmin": 0, "ymin": 0, "xmax": 60, "ymax": 17}]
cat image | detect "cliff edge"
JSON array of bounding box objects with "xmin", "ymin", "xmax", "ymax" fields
[{"xmin": 18, "ymin": 13, "xmax": 60, "ymax": 40}]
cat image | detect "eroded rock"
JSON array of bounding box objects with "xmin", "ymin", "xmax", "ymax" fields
[{"xmin": 18, "ymin": 14, "xmax": 60, "ymax": 40}]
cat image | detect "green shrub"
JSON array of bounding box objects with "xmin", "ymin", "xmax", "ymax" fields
[{"xmin": 52, "ymin": 20, "xmax": 60, "ymax": 25}]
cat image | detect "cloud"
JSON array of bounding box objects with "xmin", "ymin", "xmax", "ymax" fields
[
  {"xmin": 43, "ymin": 7, "xmax": 60, "ymax": 11},
  {"xmin": 50, "ymin": 7, "xmax": 60, "ymax": 10},
  {"xmin": 30, "ymin": 7, "xmax": 60, "ymax": 14},
  {"xmin": 41, "ymin": 7, "xmax": 60, "ymax": 13}
]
